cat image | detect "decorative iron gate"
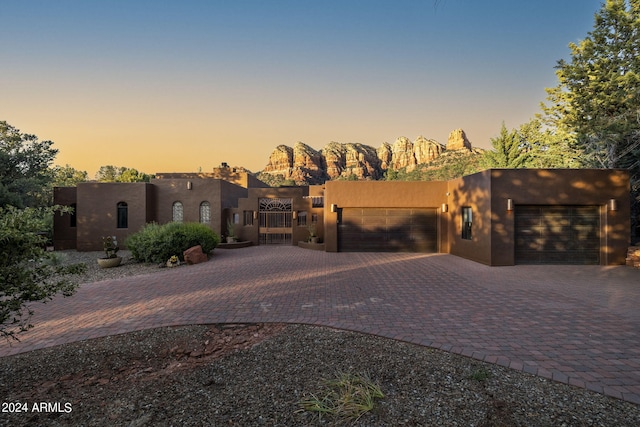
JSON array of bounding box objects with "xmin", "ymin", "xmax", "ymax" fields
[{"xmin": 259, "ymin": 198, "xmax": 293, "ymax": 245}]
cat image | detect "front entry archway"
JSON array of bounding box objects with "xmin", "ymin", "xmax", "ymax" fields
[{"xmin": 259, "ymin": 198, "xmax": 293, "ymax": 245}]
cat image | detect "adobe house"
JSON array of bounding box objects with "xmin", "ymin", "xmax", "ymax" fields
[{"xmin": 54, "ymin": 168, "xmax": 630, "ymax": 266}]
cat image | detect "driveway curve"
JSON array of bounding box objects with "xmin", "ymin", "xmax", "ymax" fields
[{"xmin": 2, "ymin": 246, "xmax": 640, "ymax": 404}]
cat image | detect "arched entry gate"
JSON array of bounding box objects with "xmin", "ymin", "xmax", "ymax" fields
[{"xmin": 259, "ymin": 198, "xmax": 293, "ymax": 244}]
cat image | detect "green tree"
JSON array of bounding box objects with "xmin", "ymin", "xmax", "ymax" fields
[
  {"xmin": 51, "ymin": 164, "xmax": 89, "ymax": 187},
  {"xmin": 481, "ymin": 123, "xmax": 530, "ymax": 168},
  {"xmin": 95, "ymin": 165, "xmax": 153, "ymax": 182},
  {"xmin": 544, "ymin": 0, "xmax": 640, "ymax": 168},
  {"xmin": 542, "ymin": 0, "xmax": 640, "ymax": 239},
  {"xmin": 0, "ymin": 121, "xmax": 58, "ymax": 207},
  {"xmin": 117, "ymin": 168, "xmax": 153, "ymax": 182},
  {"xmin": 517, "ymin": 119, "xmax": 580, "ymax": 168},
  {"xmin": 95, "ymin": 165, "xmax": 125, "ymax": 182},
  {"xmin": 0, "ymin": 206, "xmax": 85, "ymax": 340}
]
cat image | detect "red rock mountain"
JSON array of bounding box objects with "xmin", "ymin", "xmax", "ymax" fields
[{"xmin": 260, "ymin": 129, "xmax": 473, "ymax": 184}]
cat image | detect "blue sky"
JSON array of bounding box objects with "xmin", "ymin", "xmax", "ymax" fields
[{"xmin": 0, "ymin": 0, "xmax": 604, "ymax": 175}]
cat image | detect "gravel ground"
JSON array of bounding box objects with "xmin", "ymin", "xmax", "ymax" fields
[{"xmin": 1, "ymin": 250, "xmax": 639, "ymax": 426}]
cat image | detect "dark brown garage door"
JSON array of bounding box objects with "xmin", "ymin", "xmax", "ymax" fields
[
  {"xmin": 515, "ymin": 205, "xmax": 600, "ymax": 264},
  {"xmin": 339, "ymin": 208, "xmax": 437, "ymax": 252}
]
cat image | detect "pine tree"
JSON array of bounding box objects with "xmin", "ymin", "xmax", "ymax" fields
[
  {"xmin": 542, "ymin": 0, "xmax": 640, "ymax": 240},
  {"xmin": 482, "ymin": 123, "xmax": 529, "ymax": 168}
]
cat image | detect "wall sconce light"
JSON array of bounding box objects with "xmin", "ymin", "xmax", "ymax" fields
[
  {"xmin": 253, "ymin": 211, "xmax": 258, "ymax": 220},
  {"xmin": 331, "ymin": 204, "xmax": 338, "ymax": 213},
  {"xmin": 507, "ymin": 198, "xmax": 514, "ymax": 212},
  {"xmin": 186, "ymin": 181, "xmax": 192, "ymax": 190},
  {"xmin": 292, "ymin": 211, "xmax": 297, "ymax": 220},
  {"xmin": 608, "ymin": 199, "xmax": 617, "ymax": 211},
  {"xmin": 441, "ymin": 203, "xmax": 448, "ymax": 213}
]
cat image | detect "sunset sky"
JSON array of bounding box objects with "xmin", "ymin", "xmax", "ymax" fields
[{"xmin": 1, "ymin": 0, "xmax": 603, "ymax": 177}]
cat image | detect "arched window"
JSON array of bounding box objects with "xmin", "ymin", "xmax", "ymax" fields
[
  {"xmin": 172, "ymin": 201, "xmax": 183, "ymax": 222},
  {"xmin": 200, "ymin": 201, "xmax": 211, "ymax": 223},
  {"xmin": 117, "ymin": 202, "xmax": 128, "ymax": 229}
]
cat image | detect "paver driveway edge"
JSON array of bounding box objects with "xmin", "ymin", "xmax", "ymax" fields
[{"xmin": 1, "ymin": 246, "xmax": 640, "ymax": 405}]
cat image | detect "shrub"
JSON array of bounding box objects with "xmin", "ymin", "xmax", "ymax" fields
[
  {"xmin": 1, "ymin": 206, "xmax": 85, "ymax": 340},
  {"xmin": 126, "ymin": 222, "xmax": 220, "ymax": 264}
]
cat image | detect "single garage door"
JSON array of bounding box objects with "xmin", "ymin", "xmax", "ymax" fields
[
  {"xmin": 515, "ymin": 205, "xmax": 600, "ymax": 264},
  {"xmin": 339, "ymin": 208, "xmax": 437, "ymax": 252}
]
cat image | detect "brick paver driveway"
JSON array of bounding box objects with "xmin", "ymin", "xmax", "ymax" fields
[{"xmin": 2, "ymin": 246, "xmax": 640, "ymax": 404}]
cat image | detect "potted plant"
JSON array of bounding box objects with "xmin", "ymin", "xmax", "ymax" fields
[
  {"xmin": 166, "ymin": 255, "xmax": 180, "ymax": 268},
  {"xmin": 226, "ymin": 219, "xmax": 237, "ymax": 243},
  {"xmin": 308, "ymin": 224, "xmax": 319, "ymax": 244},
  {"xmin": 97, "ymin": 236, "xmax": 122, "ymax": 268}
]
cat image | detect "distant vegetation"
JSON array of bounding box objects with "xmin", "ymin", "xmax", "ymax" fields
[
  {"xmin": 384, "ymin": 149, "xmax": 485, "ymax": 182},
  {"xmin": 254, "ymin": 172, "xmax": 298, "ymax": 187}
]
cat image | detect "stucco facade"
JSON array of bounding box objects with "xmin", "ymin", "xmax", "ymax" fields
[{"xmin": 54, "ymin": 168, "xmax": 631, "ymax": 266}]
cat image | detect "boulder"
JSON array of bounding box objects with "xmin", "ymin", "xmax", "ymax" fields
[{"xmin": 183, "ymin": 245, "xmax": 208, "ymax": 265}]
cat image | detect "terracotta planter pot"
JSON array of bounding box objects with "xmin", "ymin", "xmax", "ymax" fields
[{"xmin": 97, "ymin": 256, "xmax": 122, "ymax": 268}]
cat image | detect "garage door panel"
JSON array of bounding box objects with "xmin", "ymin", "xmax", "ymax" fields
[
  {"xmin": 339, "ymin": 208, "xmax": 437, "ymax": 252},
  {"xmin": 515, "ymin": 205, "xmax": 600, "ymax": 265}
]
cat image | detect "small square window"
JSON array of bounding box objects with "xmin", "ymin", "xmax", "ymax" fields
[
  {"xmin": 244, "ymin": 211, "xmax": 254, "ymax": 226},
  {"xmin": 297, "ymin": 211, "xmax": 307, "ymax": 226}
]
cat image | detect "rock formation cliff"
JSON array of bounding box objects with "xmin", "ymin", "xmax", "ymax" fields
[{"xmin": 260, "ymin": 130, "xmax": 473, "ymax": 184}]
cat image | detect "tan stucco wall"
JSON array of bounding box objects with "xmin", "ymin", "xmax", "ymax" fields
[
  {"xmin": 488, "ymin": 168, "xmax": 630, "ymax": 265},
  {"xmin": 447, "ymin": 170, "xmax": 493, "ymax": 265},
  {"xmin": 76, "ymin": 182, "xmax": 151, "ymax": 251},
  {"xmin": 53, "ymin": 187, "xmax": 78, "ymax": 250},
  {"xmin": 446, "ymin": 169, "xmax": 630, "ymax": 265},
  {"xmin": 152, "ymin": 178, "xmax": 247, "ymax": 236},
  {"xmin": 155, "ymin": 169, "xmax": 269, "ymax": 189}
]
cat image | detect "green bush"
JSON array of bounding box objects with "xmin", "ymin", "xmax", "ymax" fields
[
  {"xmin": 126, "ymin": 222, "xmax": 220, "ymax": 264},
  {"xmin": 1, "ymin": 205, "xmax": 85, "ymax": 340}
]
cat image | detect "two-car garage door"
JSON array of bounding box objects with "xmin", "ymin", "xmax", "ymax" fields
[
  {"xmin": 515, "ymin": 205, "xmax": 601, "ymax": 265},
  {"xmin": 338, "ymin": 208, "xmax": 437, "ymax": 252}
]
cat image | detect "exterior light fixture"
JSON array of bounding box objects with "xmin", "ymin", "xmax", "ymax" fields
[
  {"xmin": 507, "ymin": 198, "xmax": 514, "ymax": 212},
  {"xmin": 608, "ymin": 199, "xmax": 617, "ymax": 211},
  {"xmin": 331, "ymin": 204, "xmax": 338, "ymax": 213},
  {"xmin": 253, "ymin": 211, "xmax": 258, "ymax": 220},
  {"xmin": 186, "ymin": 181, "xmax": 192, "ymax": 190},
  {"xmin": 441, "ymin": 203, "xmax": 448, "ymax": 213},
  {"xmin": 292, "ymin": 211, "xmax": 297, "ymax": 220}
]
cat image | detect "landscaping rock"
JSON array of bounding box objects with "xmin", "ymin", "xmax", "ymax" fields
[{"xmin": 183, "ymin": 245, "xmax": 208, "ymax": 265}]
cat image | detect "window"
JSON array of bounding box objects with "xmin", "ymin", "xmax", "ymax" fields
[
  {"xmin": 462, "ymin": 207, "xmax": 472, "ymax": 240},
  {"xmin": 117, "ymin": 202, "xmax": 128, "ymax": 229},
  {"xmin": 311, "ymin": 213, "xmax": 318, "ymax": 224},
  {"xmin": 70, "ymin": 203, "xmax": 77, "ymax": 228},
  {"xmin": 200, "ymin": 201, "xmax": 211, "ymax": 223},
  {"xmin": 172, "ymin": 201, "xmax": 183, "ymax": 222},
  {"xmin": 297, "ymin": 211, "xmax": 307, "ymax": 226},
  {"xmin": 244, "ymin": 211, "xmax": 254, "ymax": 226},
  {"xmin": 233, "ymin": 212, "xmax": 240, "ymax": 224}
]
